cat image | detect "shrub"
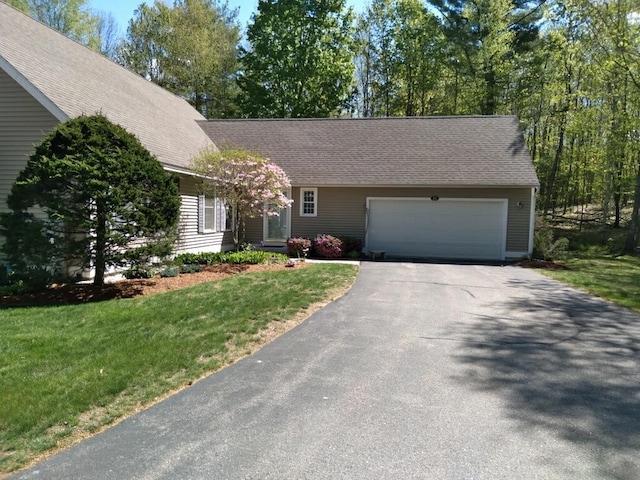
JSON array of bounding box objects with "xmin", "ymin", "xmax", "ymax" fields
[
  {"xmin": 533, "ymin": 221, "xmax": 569, "ymax": 261},
  {"xmin": 180, "ymin": 263, "xmax": 202, "ymax": 274},
  {"xmin": 175, "ymin": 251, "xmax": 288, "ymax": 265},
  {"xmin": 313, "ymin": 234, "xmax": 344, "ymax": 259},
  {"xmin": 175, "ymin": 252, "xmax": 226, "ymax": 265},
  {"xmin": 286, "ymin": 237, "xmax": 312, "ymax": 258},
  {"xmin": 159, "ymin": 266, "xmax": 179, "ymax": 278},
  {"xmin": 347, "ymin": 250, "xmax": 361, "ymax": 260},
  {"xmin": 225, "ymin": 251, "xmax": 288, "ymax": 264},
  {"xmin": 341, "ymin": 236, "xmax": 363, "ymax": 255},
  {"xmin": 1, "ymin": 114, "xmax": 180, "ymax": 286},
  {"xmin": 0, "ymin": 264, "xmax": 11, "ymax": 287},
  {"xmin": 123, "ymin": 265, "xmax": 155, "ymax": 279}
]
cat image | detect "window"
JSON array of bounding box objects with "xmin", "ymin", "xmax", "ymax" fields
[
  {"xmin": 300, "ymin": 188, "xmax": 317, "ymax": 217},
  {"xmin": 199, "ymin": 194, "xmax": 231, "ymax": 233}
]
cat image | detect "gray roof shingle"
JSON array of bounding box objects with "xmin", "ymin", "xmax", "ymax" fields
[
  {"xmin": 0, "ymin": 1, "xmax": 214, "ymax": 170},
  {"xmin": 199, "ymin": 116, "xmax": 539, "ymax": 187}
]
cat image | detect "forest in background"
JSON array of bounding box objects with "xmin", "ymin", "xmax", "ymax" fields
[{"xmin": 6, "ymin": 0, "xmax": 640, "ymax": 250}]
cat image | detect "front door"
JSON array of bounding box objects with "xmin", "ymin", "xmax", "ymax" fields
[{"xmin": 263, "ymin": 205, "xmax": 290, "ymax": 243}]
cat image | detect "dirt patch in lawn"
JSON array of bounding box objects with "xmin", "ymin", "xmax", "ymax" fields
[{"xmin": 1, "ymin": 262, "xmax": 311, "ymax": 307}]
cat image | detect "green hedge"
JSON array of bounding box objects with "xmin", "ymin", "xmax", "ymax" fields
[{"xmin": 175, "ymin": 251, "xmax": 288, "ymax": 266}]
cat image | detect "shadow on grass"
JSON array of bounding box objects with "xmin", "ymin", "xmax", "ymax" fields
[{"xmin": 455, "ymin": 279, "xmax": 640, "ymax": 479}]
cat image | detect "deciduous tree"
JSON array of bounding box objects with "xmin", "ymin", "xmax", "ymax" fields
[
  {"xmin": 122, "ymin": 0, "xmax": 241, "ymax": 118},
  {"xmin": 192, "ymin": 148, "xmax": 293, "ymax": 249},
  {"xmin": 238, "ymin": 0, "xmax": 355, "ymax": 117},
  {"xmin": 7, "ymin": 0, "xmax": 103, "ymax": 50}
]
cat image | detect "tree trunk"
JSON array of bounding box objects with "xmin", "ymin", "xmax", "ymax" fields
[
  {"xmin": 93, "ymin": 202, "xmax": 107, "ymax": 286},
  {"xmin": 543, "ymin": 112, "xmax": 566, "ymax": 217}
]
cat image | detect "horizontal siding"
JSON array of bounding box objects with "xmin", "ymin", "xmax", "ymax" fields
[
  {"xmin": 176, "ymin": 175, "xmax": 233, "ymax": 253},
  {"xmin": 289, "ymin": 186, "xmax": 533, "ymax": 253},
  {"xmin": 0, "ymin": 68, "xmax": 59, "ymax": 215}
]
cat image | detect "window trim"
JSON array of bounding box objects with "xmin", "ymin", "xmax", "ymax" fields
[
  {"xmin": 198, "ymin": 194, "xmax": 231, "ymax": 234},
  {"xmin": 299, "ymin": 187, "xmax": 318, "ymax": 217}
]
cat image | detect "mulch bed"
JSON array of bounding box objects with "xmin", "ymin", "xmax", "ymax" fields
[
  {"xmin": 515, "ymin": 259, "xmax": 572, "ymax": 270},
  {"xmin": 1, "ymin": 262, "xmax": 309, "ymax": 307}
]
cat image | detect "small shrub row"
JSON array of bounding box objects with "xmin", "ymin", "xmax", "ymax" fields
[
  {"xmin": 174, "ymin": 250, "xmax": 288, "ymax": 266},
  {"xmin": 123, "ymin": 265, "xmax": 154, "ymax": 280},
  {"xmin": 0, "ymin": 264, "xmax": 72, "ymax": 295},
  {"xmin": 287, "ymin": 235, "xmax": 363, "ymax": 259}
]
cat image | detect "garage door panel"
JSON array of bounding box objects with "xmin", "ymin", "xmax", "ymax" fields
[{"xmin": 367, "ymin": 198, "xmax": 506, "ymax": 260}]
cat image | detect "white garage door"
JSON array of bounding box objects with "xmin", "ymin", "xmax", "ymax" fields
[{"xmin": 366, "ymin": 197, "xmax": 507, "ymax": 260}]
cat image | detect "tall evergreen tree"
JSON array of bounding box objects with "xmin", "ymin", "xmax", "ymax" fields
[{"xmin": 0, "ymin": 115, "xmax": 180, "ymax": 287}]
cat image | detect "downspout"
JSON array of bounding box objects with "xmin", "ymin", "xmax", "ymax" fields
[{"xmin": 528, "ymin": 187, "xmax": 537, "ymax": 258}]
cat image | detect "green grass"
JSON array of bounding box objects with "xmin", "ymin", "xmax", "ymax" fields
[
  {"xmin": 541, "ymin": 254, "xmax": 640, "ymax": 312},
  {"xmin": 0, "ymin": 263, "xmax": 358, "ymax": 474}
]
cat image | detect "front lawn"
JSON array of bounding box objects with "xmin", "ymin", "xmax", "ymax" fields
[
  {"xmin": 540, "ymin": 254, "xmax": 640, "ymax": 312},
  {"xmin": 0, "ymin": 263, "xmax": 358, "ymax": 474}
]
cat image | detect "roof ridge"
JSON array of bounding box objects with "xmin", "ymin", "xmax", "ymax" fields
[
  {"xmin": 205, "ymin": 115, "xmax": 517, "ymax": 123},
  {"xmin": 0, "ymin": 1, "xmax": 197, "ymax": 112}
]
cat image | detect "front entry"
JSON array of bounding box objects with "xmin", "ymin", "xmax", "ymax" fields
[{"xmin": 263, "ymin": 206, "xmax": 290, "ymax": 243}]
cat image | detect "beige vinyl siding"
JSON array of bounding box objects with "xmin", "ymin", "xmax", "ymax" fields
[
  {"xmin": 0, "ymin": 69, "xmax": 59, "ymax": 214},
  {"xmin": 243, "ymin": 186, "xmax": 533, "ymax": 254},
  {"xmin": 289, "ymin": 187, "xmax": 533, "ymax": 253},
  {"xmin": 244, "ymin": 216, "xmax": 264, "ymax": 244},
  {"xmin": 176, "ymin": 175, "xmax": 233, "ymax": 253}
]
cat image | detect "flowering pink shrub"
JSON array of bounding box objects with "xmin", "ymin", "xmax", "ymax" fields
[
  {"xmin": 313, "ymin": 234, "xmax": 344, "ymax": 259},
  {"xmin": 286, "ymin": 237, "xmax": 311, "ymax": 257}
]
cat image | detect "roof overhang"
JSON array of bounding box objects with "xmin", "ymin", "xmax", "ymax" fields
[
  {"xmin": 161, "ymin": 163, "xmax": 207, "ymax": 178},
  {"xmin": 0, "ymin": 54, "xmax": 69, "ymax": 123}
]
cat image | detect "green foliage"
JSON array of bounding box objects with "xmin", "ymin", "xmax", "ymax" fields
[
  {"xmin": 225, "ymin": 251, "xmax": 287, "ymax": 265},
  {"xmin": 341, "ymin": 236, "xmax": 363, "ymax": 254},
  {"xmin": 179, "ymin": 263, "xmax": 202, "ymax": 274},
  {"xmin": 533, "ymin": 221, "xmax": 569, "ymax": 261},
  {"xmin": 355, "ymin": 0, "xmax": 445, "ymax": 116},
  {"xmin": 123, "ymin": 0, "xmax": 240, "ymax": 118},
  {"xmin": 175, "ymin": 252, "xmax": 226, "ymax": 265},
  {"xmin": 238, "ymin": 0, "xmax": 355, "ymax": 117},
  {"xmin": 159, "ymin": 266, "xmax": 180, "ymax": 278},
  {"xmin": 0, "ymin": 114, "xmax": 180, "ymax": 286},
  {"xmin": 123, "ymin": 265, "xmax": 155, "ymax": 279},
  {"xmin": 175, "ymin": 250, "xmax": 288, "ymax": 266},
  {"xmin": 8, "ymin": 0, "xmax": 104, "ymax": 51}
]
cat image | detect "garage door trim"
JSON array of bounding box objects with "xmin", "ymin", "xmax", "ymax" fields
[{"xmin": 365, "ymin": 197, "xmax": 508, "ymax": 260}]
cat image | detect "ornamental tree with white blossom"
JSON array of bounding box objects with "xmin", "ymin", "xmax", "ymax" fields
[{"xmin": 192, "ymin": 147, "xmax": 293, "ymax": 250}]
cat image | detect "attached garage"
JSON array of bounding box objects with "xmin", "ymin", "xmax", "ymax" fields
[
  {"xmin": 366, "ymin": 197, "xmax": 508, "ymax": 260},
  {"xmin": 202, "ymin": 116, "xmax": 540, "ymax": 260}
]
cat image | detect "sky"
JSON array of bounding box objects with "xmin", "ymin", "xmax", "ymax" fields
[{"xmin": 88, "ymin": 0, "xmax": 368, "ymax": 36}]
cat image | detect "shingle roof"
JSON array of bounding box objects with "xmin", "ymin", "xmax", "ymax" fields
[
  {"xmin": 199, "ymin": 116, "xmax": 539, "ymax": 187},
  {"xmin": 0, "ymin": 1, "xmax": 214, "ymax": 170}
]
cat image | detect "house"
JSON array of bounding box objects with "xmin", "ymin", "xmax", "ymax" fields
[
  {"xmin": 1, "ymin": 2, "xmax": 539, "ymax": 263},
  {"xmin": 200, "ymin": 117, "xmax": 540, "ymax": 260},
  {"xmin": 0, "ymin": 1, "xmax": 233, "ymax": 257}
]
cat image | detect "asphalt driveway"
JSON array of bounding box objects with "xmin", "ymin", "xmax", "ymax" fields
[{"xmin": 14, "ymin": 262, "xmax": 640, "ymax": 479}]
